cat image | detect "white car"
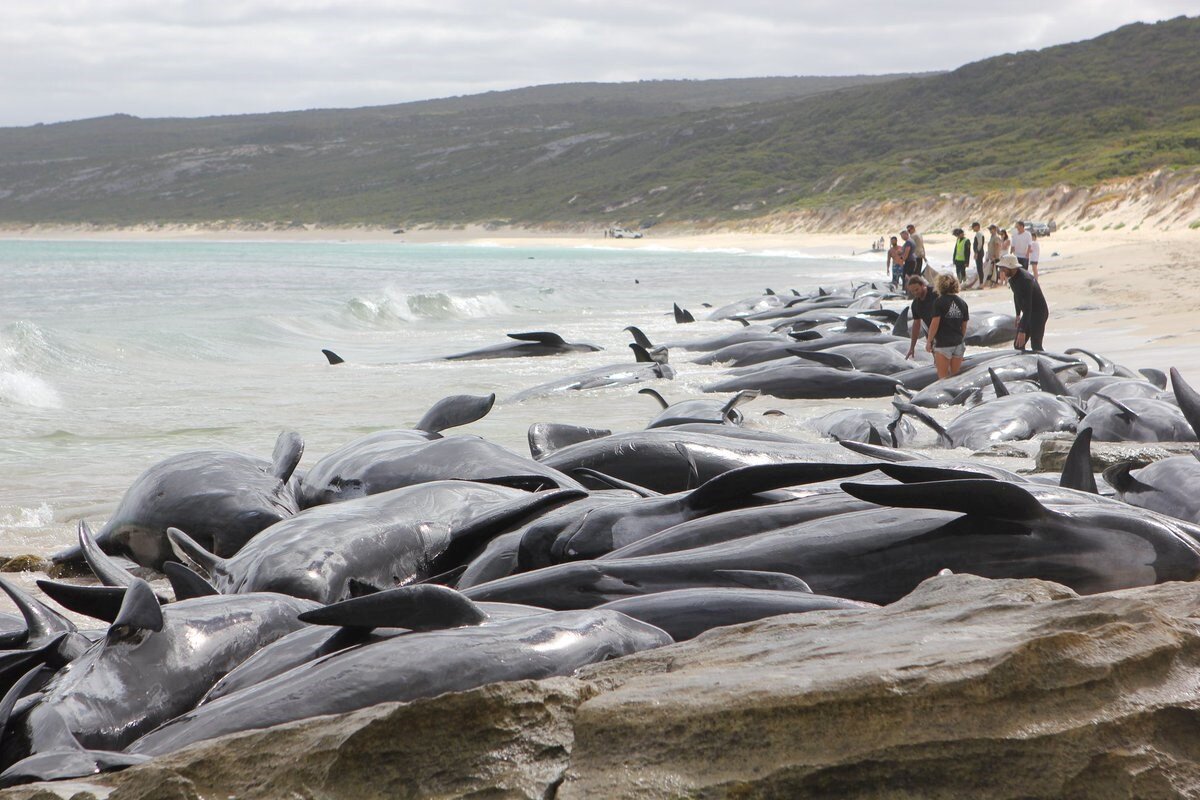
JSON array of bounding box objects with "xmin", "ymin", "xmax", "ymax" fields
[{"xmin": 610, "ymin": 227, "xmax": 643, "ymax": 239}]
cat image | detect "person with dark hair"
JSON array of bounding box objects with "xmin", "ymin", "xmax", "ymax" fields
[
  {"xmin": 997, "ymin": 254, "xmax": 1049, "ymax": 352},
  {"xmin": 900, "ymin": 229, "xmax": 918, "ymax": 280},
  {"xmin": 886, "ymin": 235, "xmax": 905, "ymax": 288},
  {"xmin": 926, "ymin": 273, "xmax": 969, "ymax": 378},
  {"xmin": 986, "ymin": 224, "xmax": 1002, "ymax": 287},
  {"xmin": 951, "ymin": 228, "xmax": 971, "ymax": 284},
  {"xmin": 971, "ymin": 222, "xmax": 985, "ymax": 287},
  {"xmin": 904, "ymin": 275, "xmax": 935, "ymax": 360},
  {"xmin": 906, "ymin": 224, "xmax": 927, "ymax": 270}
]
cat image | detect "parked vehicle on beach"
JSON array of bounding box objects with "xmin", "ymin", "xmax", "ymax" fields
[
  {"xmin": 609, "ymin": 226, "xmax": 643, "ymax": 239},
  {"xmin": 1022, "ymin": 221, "xmax": 1056, "ymax": 237}
]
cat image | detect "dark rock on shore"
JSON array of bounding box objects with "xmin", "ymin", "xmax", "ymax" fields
[{"xmin": 10, "ymin": 573, "xmax": 1200, "ymax": 798}]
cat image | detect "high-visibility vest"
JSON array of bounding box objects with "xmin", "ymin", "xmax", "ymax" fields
[{"xmin": 954, "ymin": 237, "xmax": 970, "ymax": 262}]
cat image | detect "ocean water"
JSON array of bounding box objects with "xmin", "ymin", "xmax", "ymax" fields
[{"xmin": 0, "ymin": 238, "xmax": 886, "ymax": 558}]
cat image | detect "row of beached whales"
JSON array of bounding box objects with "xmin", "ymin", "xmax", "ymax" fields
[{"xmin": 1, "ymin": 283, "xmax": 1200, "ymax": 785}]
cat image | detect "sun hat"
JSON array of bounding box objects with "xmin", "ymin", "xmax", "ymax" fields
[{"xmin": 997, "ymin": 254, "xmax": 1021, "ymax": 271}]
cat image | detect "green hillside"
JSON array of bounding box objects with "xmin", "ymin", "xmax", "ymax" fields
[{"xmin": 0, "ymin": 16, "xmax": 1197, "ymax": 227}]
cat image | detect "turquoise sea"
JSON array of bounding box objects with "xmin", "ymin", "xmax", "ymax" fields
[{"xmin": 0, "ymin": 238, "xmax": 884, "ymax": 557}]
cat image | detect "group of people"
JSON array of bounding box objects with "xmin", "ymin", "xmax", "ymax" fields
[{"xmin": 897, "ymin": 220, "xmax": 1050, "ymax": 378}]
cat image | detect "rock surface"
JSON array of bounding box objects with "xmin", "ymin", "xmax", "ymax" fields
[
  {"xmin": 10, "ymin": 574, "xmax": 1200, "ymax": 799},
  {"xmin": 1036, "ymin": 432, "xmax": 1197, "ymax": 472}
]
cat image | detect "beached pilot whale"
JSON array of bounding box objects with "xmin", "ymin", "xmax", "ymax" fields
[
  {"xmin": 51, "ymin": 431, "xmax": 305, "ymax": 571},
  {"xmin": 441, "ymin": 331, "xmax": 602, "ymax": 360}
]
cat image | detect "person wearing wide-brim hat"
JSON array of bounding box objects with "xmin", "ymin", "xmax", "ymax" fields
[{"xmin": 998, "ymin": 254, "xmax": 1049, "ymax": 352}]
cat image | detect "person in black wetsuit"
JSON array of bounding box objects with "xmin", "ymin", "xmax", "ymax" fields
[
  {"xmin": 904, "ymin": 275, "xmax": 936, "ymax": 360},
  {"xmin": 998, "ymin": 254, "xmax": 1049, "ymax": 352}
]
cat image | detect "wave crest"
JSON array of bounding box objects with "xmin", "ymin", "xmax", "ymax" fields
[{"xmin": 343, "ymin": 288, "xmax": 511, "ymax": 326}]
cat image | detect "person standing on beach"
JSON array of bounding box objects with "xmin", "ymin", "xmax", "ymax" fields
[
  {"xmin": 926, "ymin": 273, "xmax": 970, "ymax": 378},
  {"xmin": 886, "ymin": 236, "xmax": 905, "ymax": 288},
  {"xmin": 986, "ymin": 224, "xmax": 1002, "ymax": 286},
  {"xmin": 997, "ymin": 229, "xmax": 1012, "ymax": 286},
  {"xmin": 1029, "ymin": 232, "xmax": 1041, "ymax": 279},
  {"xmin": 904, "ymin": 276, "xmax": 936, "ymax": 360},
  {"xmin": 971, "ymin": 222, "xmax": 986, "ymax": 287},
  {"xmin": 1010, "ymin": 221, "xmax": 1033, "ymax": 269},
  {"xmin": 951, "ymin": 228, "xmax": 971, "ymax": 284},
  {"xmin": 906, "ymin": 224, "xmax": 927, "ymax": 271},
  {"xmin": 998, "ymin": 254, "xmax": 1049, "ymax": 352},
  {"xmin": 900, "ymin": 229, "xmax": 918, "ymax": 280}
]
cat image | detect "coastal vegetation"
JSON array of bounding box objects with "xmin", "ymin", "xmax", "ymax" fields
[{"xmin": 0, "ymin": 16, "xmax": 1196, "ymax": 227}]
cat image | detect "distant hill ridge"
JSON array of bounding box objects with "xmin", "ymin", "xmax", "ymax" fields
[{"xmin": 0, "ymin": 16, "xmax": 1197, "ymax": 227}]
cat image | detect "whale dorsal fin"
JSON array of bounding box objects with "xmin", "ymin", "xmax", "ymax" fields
[
  {"xmin": 1093, "ymin": 392, "xmax": 1138, "ymax": 423},
  {"xmin": 508, "ymin": 331, "xmax": 567, "ymax": 345},
  {"xmin": 299, "ymin": 584, "xmax": 488, "ymax": 632},
  {"xmin": 106, "ymin": 580, "xmax": 163, "ymax": 645},
  {"xmin": 866, "ymin": 424, "xmax": 885, "ymax": 446},
  {"xmin": 638, "ymin": 388, "xmax": 670, "ymax": 409},
  {"xmin": 1060, "ymin": 428, "xmax": 1099, "ymax": 494},
  {"xmin": 163, "ymin": 561, "xmax": 220, "ymax": 600},
  {"xmin": 1036, "ymin": 358, "xmax": 1070, "ymax": 396},
  {"xmin": 786, "ymin": 349, "xmax": 854, "ymax": 370},
  {"xmin": 77, "ymin": 520, "xmax": 136, "ymax": 588},
  {"xmin": 0, "ymin": 575, "xmax": 75, "ymax": 645},
  {"xmin": 167, "ymin": 527, "xmax": 227, "ymax": 579},
  {"xmin": 1140, "ymin": 368, "xmax": 1168, "ymax": 390},
  {"xmin": 271, "ymin": 430, "xmax": 304, "ymax": 483},
  {"xmin": 321, "ymin": 349, "xmax": 345, "ymax": 365},
  {"xmin": 1171, "ymin": 368, "xmax": 1200, "ymax": 440},
  {"xmin": 841, "ymin": 478, "xmax": 1047, "ymax": 520},
  {"xmin": 624, "ymin": 326, "xmax": 653, "ymax": 349},
  {"xmin": 35, "ymin": 581, "xmax": 128, "ymax": 623},
  {"xmin": 415, "ymin": 393, "xmax": 496, "ymax": 434},
  {"xmin": 988, "ymin": 368, "xmax": 1010, "ymax": 398},
  {"xmin": 720, "ymin": 389, "xmax": 760, "ymax": 422}
]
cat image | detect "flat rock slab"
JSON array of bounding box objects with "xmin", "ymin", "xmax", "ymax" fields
[
  {"xmin": 1037, "ymin": 433, "xmax": 1198, "ymax": 472},
  {"xmin": 11, "ymin": 574, "xmax": 1200, "ymax": 799}
]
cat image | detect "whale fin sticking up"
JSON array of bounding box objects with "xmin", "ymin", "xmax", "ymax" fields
[
  {"xmin": 1035, "ymin": 358, "xmax": 1070, "ymax": 396},
  {"xmin": 765, "ymin": 288, "xmax": 776, "ymax": 296},
  {"xmin": 720, "ymin": 389, "xmax": 760, "ymax": 422},
  {"xmin": 167, "ymin": 527, "xmax": 227, "ymax": 579},
  {"xmin": 298, "ymin": 584, "xmax": 488, "ymax": 632},
  {"xmin": 817, "ymin": 288, "xmax": 827, "ymax": 297},
  {"xmin": 35, "ymin": 581, "xmax": 129, "ymax": 623},
  {"xmin": 321, "ymin": 349, "xmax": 345, "ymax": 365},
  {"xmin": 674, "ymin": 442, "xmax": 700, "ymax": 491},
  {"xmin": 866, "ymin": 424, "xmax": 885, "ymax": 446},
  {"xmin": 785, "ymin": 328, "xmax": 823, "ymax": 341},
  {"xmin": 106, "ymin": 580, "xmax": 163, "ymax": 646},
  {"xmin": 844, "ymin": 317, "xmax": 882, "ymax": 334},
  {"xmin": 571, "ymin": 468, "xmax": 660, "ymax": 497},
  {"xmin": 684, "ymin": 461, "xmax": 878, "ymax": 510},
  {"xmin": 629, "ymin": 342, "xmax": 669, "ymax": 365},
  {"xmin": 1060, "ymin": 428, "xmax": 1099, "ymax": 494},
  {"xmin": 0, "ymin": 575, "xmax": 75, "ymax": 647},
  {"xmin": 1101, "ymin": 461, "xmax": 1152, "ymax": 497},
  {"xmin": 1092, "ymin": 392, "xmax": 1138, "ymax": 424},
  {"xmin": 527, "ymin": 422, "xmax": 612, "ymax": 460},
  {"xmin": 892, "ymin": 306, "xmax": 911, "ymax": 338},
  {"xmin": 426, "ymin": 488, "xmax": 587, "ymax": 578},
  {"xmin": 876, "ymin": 463, "xmax": 1000, "ymax": 483},
  {"xmin": 786, "ymin": 349, "xmax": 855, "ymax": 370},
  {"xmin": 624, "ymin": 325, "xmax": 654, "ymax": 349},
  {"xmin": 77, "ymin": 520, "xmax": 136, "ymax": 588},
  {"xmin": 839, "ymin": 438, "xmax": 927, "ymax": 462},
  {"xmin": 892, "ymin": 401, "xmax": 955, "ymax": 448},
  {"xmin": 712, "ymin": 570, "xmax": 811, "ymax": 593},
  {"xmin": 507, "ymin": 331, "xmax": 568, "ymax": 345},
  {"xmin": 0, "ymin": 666, "xmax": 42, "ymax": 741},
  {"xmin": 673, "ymin": 304, "xmax": 695, "ymax": 324},
  {"xmin": 638, "ymin": 388, "xmax": 670, "ymax": 410},
  {"xmin": 1140, "ymin": 368, "xmax": 1168, "ymax": 390},
  {"xmin": 163, "ymin": 561, "xmax": 219, "ymax": 600},
  {"xmin": 1065, "ymin": 347, "xmax": 1110, "ymax": 374},
  {"xmin": 988, "ymin": 368, "xmax": 1010, "ymax": 398},
  {"xmin": 1170, "ymin": 368, "xmax": 1200, "ymax": 440},
  {"xmin": 270, "ymin": 430, "xmax": 304, "ymax": 483},
  {"xmin": 734, "ymin": 318, "xmax": 750, "ymax": 328},
  {"xmin": 415, "ymin": 393, "xmax": 496, "ymax": 434},
  {"xmin": 842, "ymin": 478, "xmax": 1048, "ymax": 520},
  {"xmin": 950, "ymin": 387, "xmax": 982, "ymax": 406}
]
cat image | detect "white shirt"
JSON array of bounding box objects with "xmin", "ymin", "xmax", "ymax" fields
[
  {"xmin": 1010, "ymin": 230, "xmax": 1033, "ymax": 259},
  {"xmin": 1030, "ymin": 241, "xmax": 1041, "ymax": 262}
]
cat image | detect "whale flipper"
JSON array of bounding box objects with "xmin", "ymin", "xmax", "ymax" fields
[{"xmin": 415, "ymin": 393, "xmax": 496, "ymax": 434}]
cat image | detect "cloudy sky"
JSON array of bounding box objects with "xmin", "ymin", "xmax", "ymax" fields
[{"xmin": 2, "ymin": 1, "xmax": 1194, "ymax": 127}]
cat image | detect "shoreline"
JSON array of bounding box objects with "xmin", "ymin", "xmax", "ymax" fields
[{"xmin": 3, "ymin": 221, "xmax": 1199, "ymax": 373}]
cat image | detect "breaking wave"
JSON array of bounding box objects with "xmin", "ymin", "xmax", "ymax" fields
[{"xmin": 342, "ymin": 289, "xmax": 513, "ymax": 326}]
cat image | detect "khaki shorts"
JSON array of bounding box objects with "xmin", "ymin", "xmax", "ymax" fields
[{"xmin": 933, "ymin": 343, "xmax": 966, "ymax": 358}]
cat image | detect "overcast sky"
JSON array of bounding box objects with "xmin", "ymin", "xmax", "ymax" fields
[{"xmin": 1, "ymin": 1, "xmax": 1195, "ymax": 127}]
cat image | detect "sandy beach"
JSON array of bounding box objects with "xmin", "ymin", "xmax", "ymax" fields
[{"xmin": 5, "ymin": 221, "xmax": 1198, "ymax": 375}]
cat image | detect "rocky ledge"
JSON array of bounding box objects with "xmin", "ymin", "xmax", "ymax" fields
[{"xmin": 10, "ymin": 573, "xmax": 1200, "ymax": 799}]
